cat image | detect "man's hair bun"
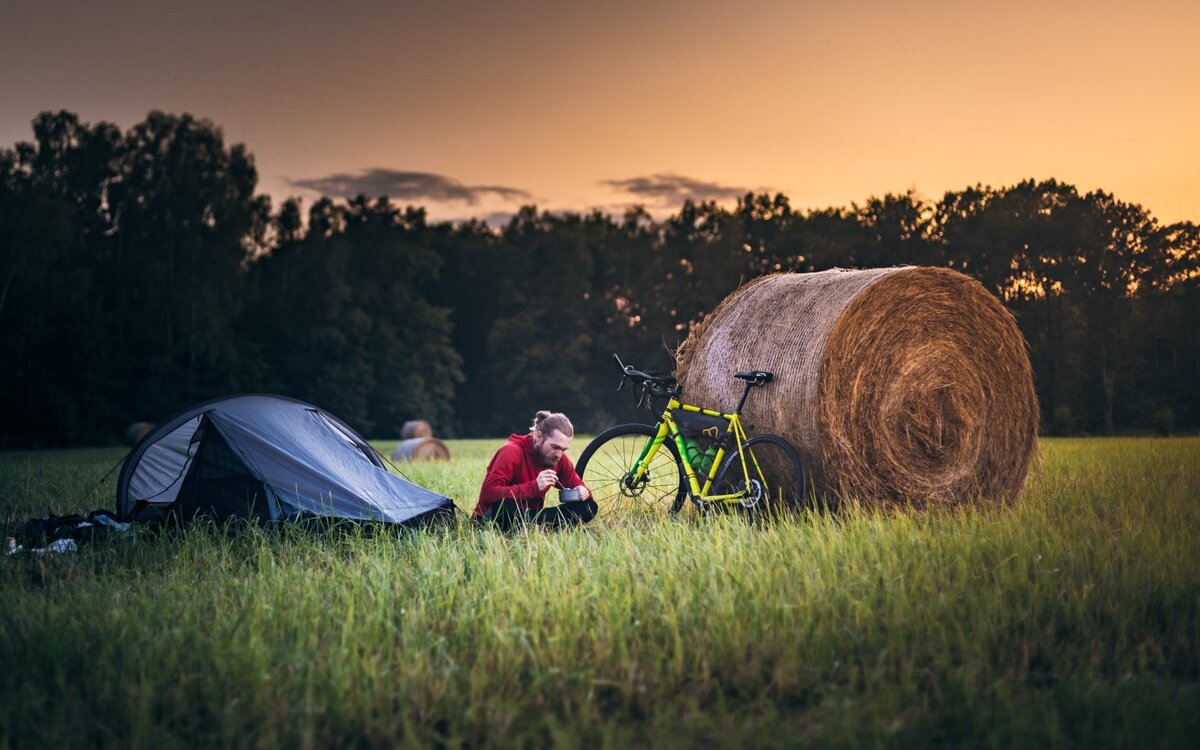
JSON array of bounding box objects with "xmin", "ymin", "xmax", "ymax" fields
[{"xmin": 531, "ymin": 410, "xmax": 574, "ymax": 437}]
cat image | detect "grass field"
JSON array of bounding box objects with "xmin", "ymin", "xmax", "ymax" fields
[{"xmin": 1, "ymin": 437, "xmax": 1198, "ymax": 748}]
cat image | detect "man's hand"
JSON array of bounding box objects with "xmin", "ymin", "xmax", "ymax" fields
[
  {"xmin": 576, "ymin": 485, "xmax": 591, "ymax": 500},
  {"xmin": 536, "ymin": 469, "xmax": 558, "ymax": 492}
]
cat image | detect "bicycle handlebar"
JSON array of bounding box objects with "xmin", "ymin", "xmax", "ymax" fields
[{"xmin": 612, "ymin": 353, "xmax": 680, "ymax": 408}]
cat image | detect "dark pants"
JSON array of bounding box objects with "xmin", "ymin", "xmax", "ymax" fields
[{"xmin": 481, "ymin": 499, "xmax": 598, "ymax": 531}]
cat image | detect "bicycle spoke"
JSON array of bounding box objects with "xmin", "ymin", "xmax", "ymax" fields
[
  {"xmin": 578, "ymin": 427, "xmax": 684, "ymax": 521},
  {"xmin": 712, "ymin": 434, "xmax": 806, "ymax": 515}
]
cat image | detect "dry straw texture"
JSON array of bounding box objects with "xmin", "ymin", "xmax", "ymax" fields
[
  {"xmin": 390, "ymin": 437, "xmax": 451, "ymax": 462},
  {"xmin": 123, "ymin": 422, "xmax": 155, "ymax": 446},
  {"xmin": 676, "ymin": 267, "xmax": 1039, "ymax": 509},
  {"xmin": 400, "ymin": 420, "xmax": 434, "ymax": 439}
]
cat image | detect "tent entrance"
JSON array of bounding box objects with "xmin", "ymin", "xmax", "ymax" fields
[{"xmin": 173, "ymin": 417, "xmax": 272, "ymax": 523}]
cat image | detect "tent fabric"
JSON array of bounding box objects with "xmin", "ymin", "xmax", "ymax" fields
[
  {"xmin": 116, "ymin": 395, "xmax": 454, "ymax": 525},
  {"xmin": 127, "ymin": 415, "xmax": 202, "ymax": 505}
]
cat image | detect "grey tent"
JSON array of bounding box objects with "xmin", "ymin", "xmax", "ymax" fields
[{"xmin": 116, "ymin": 394, "xmax": 455, "ymax": 525}]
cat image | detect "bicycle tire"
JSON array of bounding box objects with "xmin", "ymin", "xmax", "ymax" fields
[
  {"xmin": 711, "ymin": 433, "xmax": 807, "ymax": 512},
  {"xmin": 576, "ymin": 423, "xmax": 688, "ymax": 519}
]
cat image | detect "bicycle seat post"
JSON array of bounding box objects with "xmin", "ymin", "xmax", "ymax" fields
[{"xmin": 735, "ymin": 378, "xmax": 756, "ymax": 414}]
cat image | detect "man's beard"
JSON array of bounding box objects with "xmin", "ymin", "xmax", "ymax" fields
[{"xmin": 532, "ymin": 438, "xmax": 557, "ymax": 467}]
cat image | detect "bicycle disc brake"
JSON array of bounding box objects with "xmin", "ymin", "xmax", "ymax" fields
[
  {"xmin": 620, "ymin": 471, "xmax": 650, "ymax": 498},
  {"xmin": 738, "ymin": 479, "xmax": 765, "ymax": 508}
]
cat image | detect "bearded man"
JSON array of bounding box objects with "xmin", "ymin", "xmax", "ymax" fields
[{"xmin": 473, "ymin": 410, "xmax": 595, "ymax": 530}]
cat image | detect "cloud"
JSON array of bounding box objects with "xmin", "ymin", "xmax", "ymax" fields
[
  {"xmin": 601, "ymin": 172, "xmax": 753, "ymax": 206},
  {"xmin": 290, "ymin": 168, "xmax": 532, "ymax": 205}
]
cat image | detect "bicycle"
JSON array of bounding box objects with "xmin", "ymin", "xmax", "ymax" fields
[{"xmin": 576, "ymin": 354, "xmax": 808, "ymax": 519}]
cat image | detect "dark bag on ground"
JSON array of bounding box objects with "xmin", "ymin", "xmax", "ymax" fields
[{"xmin": 9, "ymin": 509, "xmax": 131, "ymax": 549}]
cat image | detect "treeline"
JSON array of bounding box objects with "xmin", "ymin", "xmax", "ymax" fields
[{"xmin": 1, "ymin": 111, "xmax": 1197, "ymax": 447}]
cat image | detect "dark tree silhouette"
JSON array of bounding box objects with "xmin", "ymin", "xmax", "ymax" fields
[{"xmin": 1, "ymin": 110, "xmax": 1196, "ymax": 446}]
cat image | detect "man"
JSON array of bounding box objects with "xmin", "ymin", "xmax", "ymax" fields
[{"xmin": 473, "ymin": 410, "xmax": 596, "ymax": 530}]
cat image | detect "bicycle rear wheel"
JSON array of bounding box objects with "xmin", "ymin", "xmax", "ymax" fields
[
  {"xmin": 712, "ymin": 434, "xmax": 807, "ymax": 513},
  {"xmin": 576, "ymin": 424, "xmax": 687, "ymax": 520}
]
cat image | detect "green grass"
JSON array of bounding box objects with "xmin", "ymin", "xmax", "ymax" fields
[{"xmin": 1, "ymin": 438, "xmax": 1198, "ymax": 748}]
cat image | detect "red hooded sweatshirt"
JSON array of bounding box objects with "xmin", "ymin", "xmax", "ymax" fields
[{"xmin": 472, "ymin": 433, "xmax": 588, "ymax": 518}]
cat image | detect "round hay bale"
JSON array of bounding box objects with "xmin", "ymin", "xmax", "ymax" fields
[
  {"xmin": 124, "ymin": 421, "xmax": 155, "ymax": 446},
  {"xmin": 676, "ymin": 267, "xmax": 1039, "ymax": 509},
  {"xmin": 390, "ymin": 437, "xmax": 451, "ymax": 462},
  {"xmin": 400, "ymin": 420, "xmax": 433, "ymax": 439}
]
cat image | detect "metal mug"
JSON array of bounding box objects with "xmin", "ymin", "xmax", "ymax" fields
[{"xmin": 558, "ymin": 486, "xmax": 585, "ymax": 502}]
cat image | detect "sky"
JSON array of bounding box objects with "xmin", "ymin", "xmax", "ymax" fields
[{"xmin": 2, "ymin": 0, "xmax": 1197, "ymax": 224}]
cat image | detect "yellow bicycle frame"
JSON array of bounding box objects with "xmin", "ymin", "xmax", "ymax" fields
[{"xmin": 627, "ymin": 397, "xmax": 770, "ymax": 505}]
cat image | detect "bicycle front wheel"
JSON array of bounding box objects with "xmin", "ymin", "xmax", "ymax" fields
[
  {"xmin": 576, "ymin": 423, "xmax": 687, "ymax": 520},
  {"xmin": 712, "ymin": 434, "xmax": 807, "ymax": 512}
]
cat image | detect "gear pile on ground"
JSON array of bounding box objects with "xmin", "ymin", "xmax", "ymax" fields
[
  {"xmin": 676, "ymin": 267, "xmax": 1039, "ymax": 509},
  {"xmin": 7, "ymin": 510, "xmax": 132, "ymax": 555}
]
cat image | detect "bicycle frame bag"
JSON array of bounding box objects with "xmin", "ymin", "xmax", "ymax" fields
[{"xmin": 673, "ymin": 410, "xmax": 729, "ymax": 442}]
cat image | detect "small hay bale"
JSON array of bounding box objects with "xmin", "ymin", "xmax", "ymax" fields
[
  {"xmin": 400, "ymin": 420, "xmax": 433, "ymax": 439},
  {"xmin": 124, "ymin": 422, "xmax": 155, "ymax": 446},
  {"xmin": 390, "ymin": 437, "xmax": 451, "ymax": 462},
  {"xmin": 676, "ymin": 267, "xmax": 1039, "ymax": 509}
]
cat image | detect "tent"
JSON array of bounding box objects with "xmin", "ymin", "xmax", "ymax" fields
[{"xmin": 115, "ymin": 394, "xmax": 455, "ymax": 526}]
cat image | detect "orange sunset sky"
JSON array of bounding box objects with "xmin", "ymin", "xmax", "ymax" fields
[{"xmin": 2, "ymin": 0, "xmax": 1197, "ymax": 224}]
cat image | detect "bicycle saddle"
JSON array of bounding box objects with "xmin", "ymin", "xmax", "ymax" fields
[{"xmin": 735, "ymin": 370, "xmax": 774, "ymax": 384}]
